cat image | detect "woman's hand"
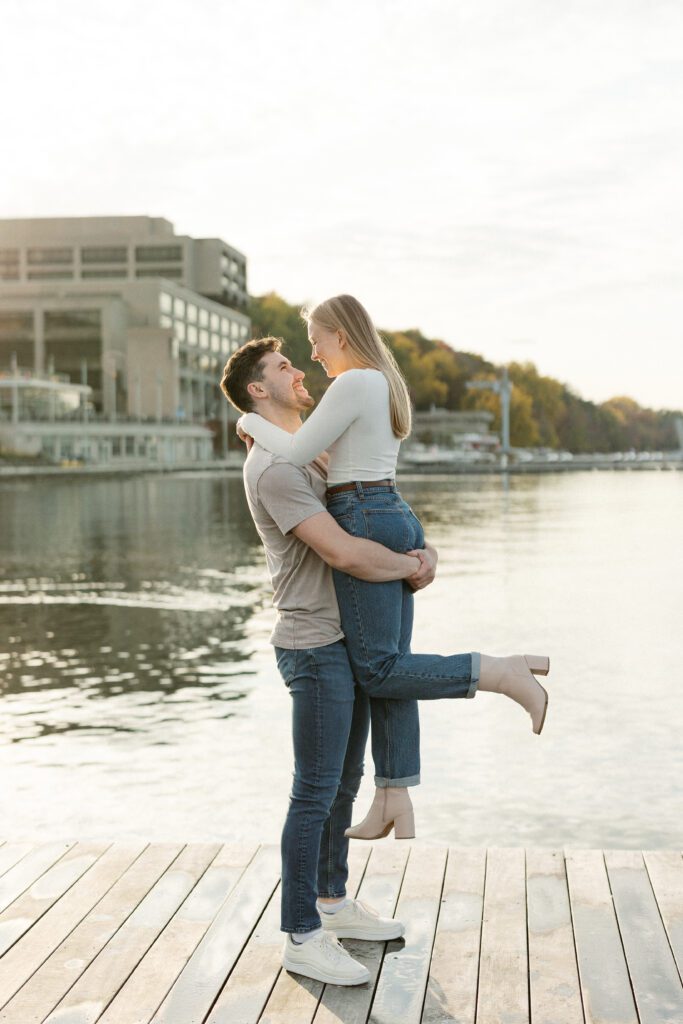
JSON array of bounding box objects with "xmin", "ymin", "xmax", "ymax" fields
[
  {"xmin": 236, "ymin": 420, "xmax": 254, "ymax": 452},
  {"xmin": 406, "ymin": 541, "xmax": 438, "ymax": 591}
]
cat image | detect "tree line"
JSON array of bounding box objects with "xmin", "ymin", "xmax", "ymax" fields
[{"xmin": 248, "ymin": 293, "xmax": 680, "ymax": 453}]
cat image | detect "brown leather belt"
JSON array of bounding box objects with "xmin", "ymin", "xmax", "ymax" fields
[{"xmin": 326, "ymin": 479, "xmax": 395, "ymax": 496}]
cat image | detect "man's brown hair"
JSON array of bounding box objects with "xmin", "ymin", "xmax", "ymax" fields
[{"xmin": 220, "ymin": 336, "xmax": 283, "ymax": 412}]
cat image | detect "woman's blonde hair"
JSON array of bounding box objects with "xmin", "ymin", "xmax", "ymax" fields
[{"xmin": 301, "ymin": 294, "xmax": 412, "ymax": 439}]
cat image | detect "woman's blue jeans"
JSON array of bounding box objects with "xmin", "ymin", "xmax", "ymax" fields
[
  {"xmin": 326, "ymin": 482, "xmax": 479, "ymax": 788},
  {"xmin": 276, "ymin": 640, "xmax": 369, "ymax": 934}
]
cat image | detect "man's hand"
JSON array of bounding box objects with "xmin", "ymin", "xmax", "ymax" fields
[{"xmin": 406, "ymin": 541, "xmax": 438, "ymax": 591}]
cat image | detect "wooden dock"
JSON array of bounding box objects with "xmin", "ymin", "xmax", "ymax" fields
[{"xmin": 0, "ymin": 839, "xmax": 681, "ymax": 1024}]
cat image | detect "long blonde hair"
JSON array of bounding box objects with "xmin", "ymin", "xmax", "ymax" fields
[{"xmin": 301, "ymin": 294, "xmax": 412, "ymax": 439}]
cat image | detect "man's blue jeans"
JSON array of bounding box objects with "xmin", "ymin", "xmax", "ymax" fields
[
  {"xmin": 327, "ymin": 482, "xmax": 479, "ymax": 782},
  {"xmin": 275, "ymin": 640, "xmax": 369, "ymax": 935}
]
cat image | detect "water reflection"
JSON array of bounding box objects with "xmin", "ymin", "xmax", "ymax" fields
[
  {"xmin": 1, "ymin": 470, "xmax": 682, "ymax": 848},
  {"xmin": 0, "ymin": 474, "xmax": 266, "ymax": 746}
]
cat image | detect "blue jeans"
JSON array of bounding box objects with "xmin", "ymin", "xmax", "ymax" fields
[
  {"xmin": 275, "ymin": 640, "xmax": 369, "ymax": 934},
  {"xmin": 326, "ymin": 483, "xmax": 479, "ymax": 784}
]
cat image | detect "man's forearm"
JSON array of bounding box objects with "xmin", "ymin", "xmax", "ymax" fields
[{"xmin": 340, "ymin": 538, "xmax": 420, "ymax": 582}]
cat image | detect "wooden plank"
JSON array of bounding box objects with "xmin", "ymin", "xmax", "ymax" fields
[
  {"xmin": 0, "ymin": 842, "xmax": 182, "ymax": 1023},
  {"xmin": 0, "ymin": 842, "xmax": 145, "ymax": 1011},
  {"xmin": 605, "ymin": 849, "xmax": 683, "ymax": 1024},
  {"xmin": 314, "ymin": 843, "xmax": 410, "ymax": 1024},
  {"xmin": 0, "ymin": 841, "xmax": 76, "ymax": 914},
  {"xmin": 565, "ymin": 848, "xmax": 638, "ymax": 1024},
  {"xmin": 476, "ymin": 847, "xmax": 528, "ymax": 1024},
  {"xmin": 421, "ymin": 847, "xmax": 486, "ymax": 1024},
  {"xmin": 204, "ymin": 880, "xmax": 282, "ymax": 1024},
  {"xmin": 253, "ymin": 842, "xmax": 372, "ymax": 1024},
  {"xmin": 0, "ymin": 842, "xmax": 36, "ymax": 879},
  {"xmin": 526, "ymin": 848, "xmax": 583, "ymax": 1024},
  {"xmin": 150, "ymin": 844, "xmax": 281, "ymax": 1024},
  {"xmin": 369, "ymin": 844, "xmax": 447, "ymax": 1024},
  {"xmin": 0, "ymin": 840, "xmax": 111, "ymax": 957},
  {"xmin": 97, "ymin": 843, "xmax": 258, "ymax": 1024},
  {"xmin": 643, "ymin": 850, "xmax": 683, "ymax": 982},
  {"xmin": 43, "ymin": 843, "xmax": 222, "ymax": 1024}
]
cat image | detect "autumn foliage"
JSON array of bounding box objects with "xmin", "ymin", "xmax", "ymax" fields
[{"xmin": 249, "ymin": 293, "xmax": 680, "ymax": 453}]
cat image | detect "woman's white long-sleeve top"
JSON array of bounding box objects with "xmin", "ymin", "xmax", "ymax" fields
[{"xmin": 238, "ymin": 368, "xmax": 401, "ymax": 486}]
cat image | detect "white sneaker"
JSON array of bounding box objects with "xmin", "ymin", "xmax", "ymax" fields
[
  {"xmin": 320, "ymin": 898, "xmax": 405, "ymax": 941},
  {"xmin": 282, "ymin": 931, "xmax": 370, "ymax": 986}
]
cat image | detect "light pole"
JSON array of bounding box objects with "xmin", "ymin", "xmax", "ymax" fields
[{"xmin": 466, "ymin": 366, "xmax": 513, "ymax": 470}]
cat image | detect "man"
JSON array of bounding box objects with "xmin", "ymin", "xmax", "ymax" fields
[{"xmin": 220, "ymin": 336, "xmax": 435, "ymax": 987}]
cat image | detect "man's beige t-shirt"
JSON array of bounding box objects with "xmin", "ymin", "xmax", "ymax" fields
[{"xmin": 243, "ymin": 443, "xmax": 344, "ymax": 650}]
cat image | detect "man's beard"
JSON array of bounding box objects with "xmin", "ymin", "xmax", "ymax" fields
[{"xmin": 273, "ymin": 388, "xmax": 315, "ymax": 412}]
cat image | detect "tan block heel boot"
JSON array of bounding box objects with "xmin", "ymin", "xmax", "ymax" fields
[
  {"xmin": 344, "ymin": 787, "xmax": 415, "ymax": 840},
  {"xmin": 477, "ymin": 654, "xmax": 550, "ymax": 734}
]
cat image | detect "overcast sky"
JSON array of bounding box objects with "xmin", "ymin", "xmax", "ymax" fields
[{"xmin": 3, "ymin": 0, "xmax": 682, "ymax": 409}]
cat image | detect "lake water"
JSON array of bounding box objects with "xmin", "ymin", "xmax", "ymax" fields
[{"xmin": 1, "ymin": 469, "xmax": 681, "ymax": 849}]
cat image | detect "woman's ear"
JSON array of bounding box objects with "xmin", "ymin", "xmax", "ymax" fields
[{"xmin": 337, "ymin": 329, "xmax": 346, "ymax": 349}]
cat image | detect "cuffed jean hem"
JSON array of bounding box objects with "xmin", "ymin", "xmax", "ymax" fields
[
  {"xmin": 374, "ymin": 773, "xmax": 421, "ymax": 787},
  {"xmin": 467, "ymin": 651, "xmax": 480, "ymax": 699},
  {"xmin": 282, "ymin": 922, "xmax": 322, "ymax": 935},
  {"xmin": 317, "ymin": 889, "xmax": 347, "ymax": 899}
]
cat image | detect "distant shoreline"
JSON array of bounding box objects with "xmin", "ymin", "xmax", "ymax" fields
[{"xmin": 1, "ymin": 455, "xmax": 681, "ymax": 480}]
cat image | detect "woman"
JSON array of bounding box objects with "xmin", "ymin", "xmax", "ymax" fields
[{"xmin": 238, "ymin": 295, "xmax": 550, "ymax": 838}]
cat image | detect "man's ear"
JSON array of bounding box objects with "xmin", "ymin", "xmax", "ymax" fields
[{"xmin": 246, "ymin": 380, "xmax": 267, "ymax": 402}]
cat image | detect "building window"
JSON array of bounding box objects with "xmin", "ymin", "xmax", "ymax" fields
[
  {"xmin": 160, "ymin": 292, "xmax": 173, "ymax": 314},
  {"xmin": 241, "ymin": 325, "xmax": 249, "ymax": 338},
  {"xmin": 199, "ymin": 309, "xmax": 209, "ymax": 327},
  {"xmin": 0, "ymin": 311, "xmax": 34, "ymax": 372},
  {"xmin": 0, "ymin": 249, "xmax": 19, "ymax": 280},
  {"xmin": 27, "ymin": 247, "xmax": 73, "ymax": 265},
  {"xmin": 135, "ymin": 245, "xmax": 182, "ymax": 262},
  {"xmin": 45, "ymin": 310, "xmax": 101, "ymax": 329},
  {"xmin": 81, "ymin": 246, "xmax": 127, "ymax": 263},
  {"xmin": 210, "ymin": 312, "xmax": 220, "ymax": 331},
  {"xmin": 187, "ymin": 324, "xmax": 198, "ymax": 345},
  {"xmin": 211, "ymin": 333, "xmax": 220, "ymax": 352},
  {"xmin": 28, "ymin": 270, "xmax": 74, "ymax": 280},
  {"xmin": 173, "ymin": 298, "xmax": 185, "ymax": 319},
  {"xmin": 187, "ymin": 303, "xmax": 197, "ymax": 323},
  {"xmin": 174, "ymin": 321, "xmax": 186, "ymax": 342},
  {"xmin": 82, "ymin": 269, "xmax": 127, "ymax": 279},
  {"xmin": 221, "ymin": 337, "xmax": 231, "ymax": 354},
  {"xmin": 199, "ymin": 329, "xmax": 209, "ymax": 349},
  {"xmin": 136, "ymin": 268, "xmax": 183, "ymax": 279},
  {"xmin": 44, "ymin": 309, "xmax": 103, "ymax": 410},
  {"xmin": 160, "ymin": 314, "xmax": 172, "ymax": 328}
]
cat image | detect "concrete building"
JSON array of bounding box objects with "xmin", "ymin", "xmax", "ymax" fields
[
  {"xmin": 0, "ymin": 370, "xmax": 214, "ymax": 466},
  {"xmin": 410, "ymin": 407, "xmax": 498, "ymax": 449},
  {"xmin": 0, "ymin": 217, "xmax": 251, "ymax": 424}
]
